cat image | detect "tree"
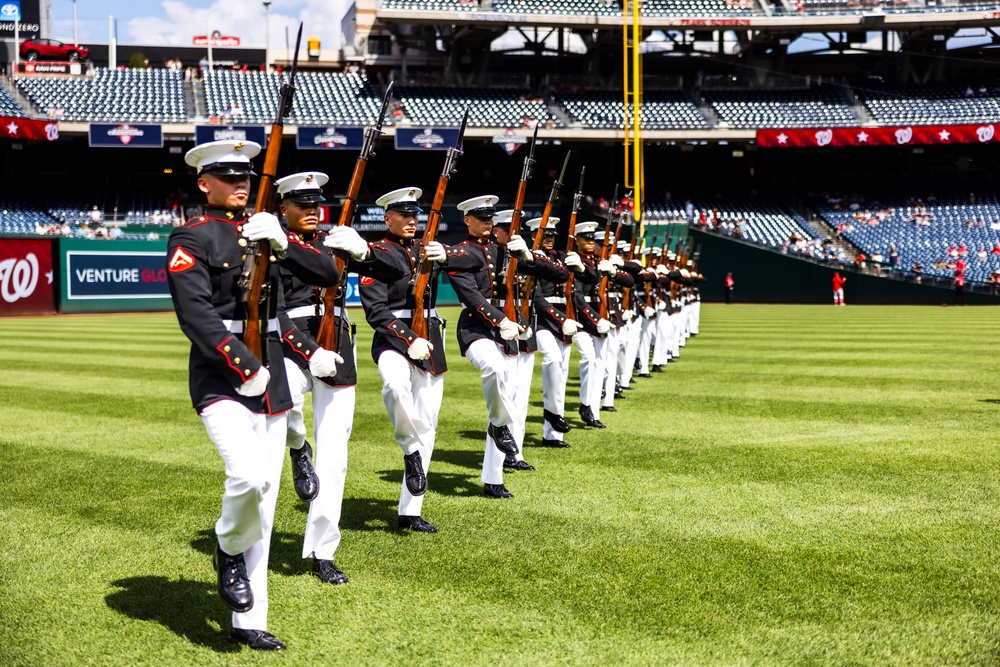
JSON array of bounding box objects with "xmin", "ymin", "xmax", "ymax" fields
[{"xmin": 128, "ymin": 52, "xmax": 148, "ymax": 69}]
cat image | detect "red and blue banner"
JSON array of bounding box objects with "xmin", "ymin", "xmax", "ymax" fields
[
  {"xmin": 0, "ymin": 116, "xmax": 58, "ymax": 142},
  {"xmin": 757, "ymin": 123, "xmax": 1000, "ymax": 148}
]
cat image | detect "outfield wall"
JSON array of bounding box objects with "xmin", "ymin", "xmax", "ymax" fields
[
  {"xmin": 691, "ymin": 229, "xmax": 1000, "ymax": 305},
  {"xmin": 0, "ymin": 236, "xmax": 463, "ymax": 315}
]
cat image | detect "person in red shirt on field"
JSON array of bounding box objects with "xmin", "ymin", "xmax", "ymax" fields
[
  {"xmin": 724, "ymin": 272, "xmax": 734, "ymax": 304},
  {"xmin": 832, "ymin": 271, "xmax": 846, "ymax": 306}
]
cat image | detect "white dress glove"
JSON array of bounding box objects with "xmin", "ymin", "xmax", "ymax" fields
[
  {"xmin": 656, "ymin": 300, "xmax": 667, "ymax": 311},
  {"xmin": 598, "ymin": 259, "xmax": 617, "ymax": 276},
  {"xmin": 309, "ymin": 347, "xmax": 343, "ymax": 378},
  {"xmin": 564, "ymin": 251, "xmax": 585, "ymax": 273},
  {"xmin": 622, "ymin": 309, "xmax": 634, "ymax": 322},
  {"xmin": 561, "ymin": 319, "xmax": 580, "ymax": 336},
  {"xmin": 533, "ymin": 249, "xmax": 548, "ymax": 261},
  {"xmin": 610, "ymin": 254, "xmax": 625, "ymax": 267},
  {"xmin": 518, "ymin": 325, "xmax": 533, "ymax": 341},
  {"xmin": 644, "ymin": 306, "xmax": 656, "ymax": 318},
  {"xmin": 596, "ymin": 318, "xmax": 612, "ymax": 335},
  {"xmin": 498, "ymin": 317, "xmax": 520, "ymax": 341},
  {"xmin": 407, "ymin": 337, "xmax": 434, "ymax": 361},
  {"xmin": 236, "ymin": 366, "xmax": 270, "ymax": 396},
  {"xmin": 323, "ymin": 226, "xmax": 370, "ymax": 261},
  {"xmin": 242, "ymin": 212, "xmax": 288, "ymax": 253},
  {"xmin": 424, "ymin": 241, "xmax": 447, "ymax": 263},
  {"xmin": 656, "ymin": 264, "xmax": 669, "ymax": 275},
  {"xmin": 507, "ymin": 235, "xmax": 532, "ymax": 261}
]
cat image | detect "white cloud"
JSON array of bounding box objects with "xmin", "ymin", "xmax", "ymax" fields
[{"xmin": 122, "ymin": 0, "xmax": 347, "ymax": 50}]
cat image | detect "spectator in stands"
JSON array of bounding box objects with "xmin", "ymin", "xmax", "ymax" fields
[
  {"xmin": 60, "ymin": 222, "xmax": 71, "ymax": 237},
  {"xmin": 991, "ymin": 219, "xmax": 1000, "ymax": 231},
  {"xmin": 992, "ymin": 243, "xmax": 1000, "ymax": 255},
  {"xmin": 889, "ymin": 244, "xmax": 899, "ymax": 267},
  {"xmin": 978, "ymin": 247, "xmax": 988, "ymax": 262},
  {"xmin": 832, "ymin": 271, "xmax": 846, "ymax": 306},
  {"xmin": 146, "ymin": 229, "xmax": 160, "ymax": 241},
  {"xmin": 108, "ymin": 224, "xmax": 124, "ymax": 240},
  {"xmin": 990, "ymin": 270, "xmax": 1000, "ymax": 295},
  {"xmin": 91, "ymin": 206, "xmax": 103, "ymax": 225},
  {"xmin": 912, "ymin": 260, "xmax": 922, "ymax": 284}
]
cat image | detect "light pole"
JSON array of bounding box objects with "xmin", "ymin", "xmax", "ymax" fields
[
  {"xmin": 262, "ymin": 0, "xmax": 272, "ymax": 72},
  {"xmin": 73, "ymin": 0, "xmax": 78, "ymax": 46}
]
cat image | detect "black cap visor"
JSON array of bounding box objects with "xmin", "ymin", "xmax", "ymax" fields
[{"xmin": 200, "ymin": 161, "xmax": 256, "ymax": 177}]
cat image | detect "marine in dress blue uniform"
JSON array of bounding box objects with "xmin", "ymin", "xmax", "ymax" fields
[
  {"xmin": 570, "ymin": 222, "xmax": 614, "ymax": 428},
  {"xmin": 445, "ymin": 197, "xmax": 562, "ymax": 498},
  {"xmin": 166, "ymin": 141, "xmax": 339, "ymax": 651},
  {"xmin": 274, "ymin": 172, "xmax": 404, "ymax": 585},
  {"xmin": 359, "ymin": 188, "xmax": 448, "ymax": 533}
]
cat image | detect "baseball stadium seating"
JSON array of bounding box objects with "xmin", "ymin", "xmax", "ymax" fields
[
  {"xmin": 647, "ymin": 197, "xmax": 817, "ymax": 250},
  {"xmin": 204, "ymin": 70, "xmax": 382, "ymax": 125},
  {"xmin": 15, "ymin": 68, "xmax": 186, "ymax": 122},
  {"xmin": 858, "ymin": 83, "xmax": 1000, "ymax": 126},
  {"xmin": 705, "ymin": 87, "xmax": 858, "ymax": 128},
  {"xmin": 0, "ymin": 87, "xmax": 25, "ymax": 117},
  {"xmin": 557, "ymin": 90, "xmax": 710, "ymax": 129},
  {"xmin": 395, "ymin": 86, "xmax": 563, "ymax": 127},
  {"xmin": 813, "ymin": 192, "xmax": 1000, "ymax": 281}
]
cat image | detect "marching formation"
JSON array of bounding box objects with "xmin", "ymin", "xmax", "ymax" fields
[{"xmin": 165, "ymin": 86, "xmax": 704, "ymax": 650}]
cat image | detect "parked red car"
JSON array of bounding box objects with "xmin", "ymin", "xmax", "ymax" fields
[{"xmin": 20, "ymin": 38, "xmax": 90, "ymax": 62}]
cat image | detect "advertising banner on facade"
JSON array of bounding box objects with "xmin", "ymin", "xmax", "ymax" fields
[
  {"xmin": 757, "ymin": 123, "xmax": 1000, "ymax": 148},
  {"xmin": 60, "ymin": 239, "xmax": 171, "ymax": 313},
  {"xmin": 297, "ymin": 126, "xmax": 365, "ymax": 150},
  {"xmin": 89, "ymin": 124, "xmax": 164, "ymax": 148},
  {"xmin": 1, "ymin": 116, "xmax": 58, "ymax": 142},
  {"xmin": 195, "ymin": 125, "xmax": 267, "ymax": 146},
  {"xmin": 0, "ymin": 237, "xmax": 55, "ymax": 315},
  {"xmin": 394, "ymin": 127, "xmax": 461, "ymax": 151}
]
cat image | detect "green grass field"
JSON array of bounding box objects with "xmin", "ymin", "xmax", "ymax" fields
[{"xmin": 2, "ymin": 304, "xmax": 1000, "ymax": 666}]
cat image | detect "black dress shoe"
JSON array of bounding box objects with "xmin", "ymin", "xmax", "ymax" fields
[
  {"xmin": 637, "ymin": 373, "xmax": 652, "ymax": 378},
  {"xmin": 614, "ymin": 391, "xmax": 627, "ymax": 399},
  {"xmin": 541, "ymin": 438, "xmax": 571, "ymax": 448},
  {"xmin": 312, "ymin": 558, "xmax": 349, "ymax": 585},
  {"xmin": 620, "ymin": 384, "xmax": 635, "ymax": 391},
  {"xmin": 397, "ymin": 515, "xmax": 437, "ymax": 533},
  {"xmin": 289, "ymin": 441, "xmax": 320, "ymax": 502},
  {"xmin": 579, "ymin": 405, "xmax": 602, "ymax": 427},
  {"xmin": 591, "ymin": 418, "xmax": 607, "ymax": 429},
  {"xmin": 487, "ymin": 422, "xmax": 519, "ymax": 455},
  {"xmin": 504, "ymin": 454, "xmax": 535, "ymax": 470},
  {"xmin": 229, "ymin": 628, "xmax": 286, "ymax": 651},
  {"xmin": 402, "ymin": 451, "xmax": 426, "ymax": 496},
  {"xmin": 213, "ymin": 546, "xmax": 253, "ymax": 613},
  {"xmin": 651, "ymin": 364, "xmax": 665, "ymax": 373},
  {"xmin": 601, "ymin": 405, "xmax": 618, "ymax": 413},
  {"xmin": 483, "ymin": 483, "xmax": 514, "ymax": 499},
  {"xmin": 543, "ymin": 409, "xmax": 572, "ymax": 433}
]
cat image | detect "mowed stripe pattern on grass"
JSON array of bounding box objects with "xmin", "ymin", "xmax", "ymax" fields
[{"xmin": 1, "ymin": 305, "xmax": 1000, "ymax": 666}]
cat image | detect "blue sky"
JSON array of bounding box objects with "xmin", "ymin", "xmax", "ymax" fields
[{"xmin": 49, "ymin": 0, "xmax": 348, "ymax": 50}]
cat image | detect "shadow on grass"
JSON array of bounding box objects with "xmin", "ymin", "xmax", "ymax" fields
[
  {"xmin": 375, "ymin": 467, "xmax": 483, "ymax": 498},
  {"xmin": 106, "ymin": 576, "xmax": 240, "ymax": 652},
  {"xmin": 432, "ymin": 447, "xmax": 484, "ymax": 471},
  {"xmin": 978, "ymin": 399, "xmax": 1000, "ymax": 404}
]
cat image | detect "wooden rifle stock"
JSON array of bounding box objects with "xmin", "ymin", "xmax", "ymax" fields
[
  {"xmin": 503, "ymin": 123, "xmax": 538, "ymax": 325},
  {"xmin": 597, "ymin": 186, "xmax": 618, "ymax": 320},
  {"xmin": 411, "ymin": 107, "xmax": 469, "ymax": 339},
  {"xmin": 518, "ymin": 151, "xmax": 570, "ymax": 322},
  {"xmin": 315, "ymin": 83, "xmax": 394, "ymax": 350},
  {"xmin": 243, "ymin": 24, "xmax": 302, "ymax": 362}
]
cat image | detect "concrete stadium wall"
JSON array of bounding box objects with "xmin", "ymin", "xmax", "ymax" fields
[{"xmin": 691, "ymin": 228, "xmax": 1000, "ymax": 306}]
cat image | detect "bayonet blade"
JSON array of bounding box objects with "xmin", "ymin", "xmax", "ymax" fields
[{"xmin": 374, "ymin": 81, "xmax": 394, "ymax": 132}]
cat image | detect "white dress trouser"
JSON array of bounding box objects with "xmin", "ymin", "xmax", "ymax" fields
[
  {"xmin": 201, "ymin": 399, "xmax": 287, "ymax": 631},
  {"xmin": 620, "ymin": 316, "xmax": 642, "ymax": 387},
  {"xmin": 284, "ymin": 358, "xmax": 354, "ymax": 561},
  {"xmin": 638, "ymin": 317, "xmax": 655, "ymax": 374},
  {"xmin": 602, "ymin": 326, "xmax": 624, "ymax": 408},
  {"xmin": 652, "ymin": 311, "xmax": 672, "ymax": 365},
  {"xmin": 575, "ymin": 331, "xmax": 607, "ymax": 414},
  {"xmin": 377, "ymin": 350, "xmax": 444, "ymax": 517},
  {"xmin": 513, "ymin": 350, "xmax": 534, "ymax": 460},
  {"xmin": 536, "ymin": 329, "xmax": 571, "ymax": 442},
  {"xmin": 690, "ymin": 301, "xmax": 701, "ymax": 335},
  {"xmin": 466, "ymin": 338, "xmax": 518, "ymax": 485}
]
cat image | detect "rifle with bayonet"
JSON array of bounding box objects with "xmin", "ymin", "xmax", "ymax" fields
[
  {"xmin": 563, "ymin": 166, "xmax": 585, "ymax": 322},
  {"xmin": 315, "ymin": 82, "xmax": 394, "ymax": 351},
  {"xmin": 410, "ymin": 107, "xmax": 469, "ymax": 340},
  {"xmin": 518, "ymin": 151, "xmax": 570, "ymax": 322},
  {"xmin": 621, "ymin": 221, "xmax": 638, "ymax": 312},
  {"xmin": 502, "ymin": 123, "xmax": 539, "ymax": 325},
  {"xmin": 597, "ymin": 184, "xmax": 618, "ymax": 321},
  {"xmin": 240, "ymin": 23, "xmax": 302, "ymax": 363},
  {"xmin": 644, "ymin": 234, "xmax": 657, "ymax": 311}
]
